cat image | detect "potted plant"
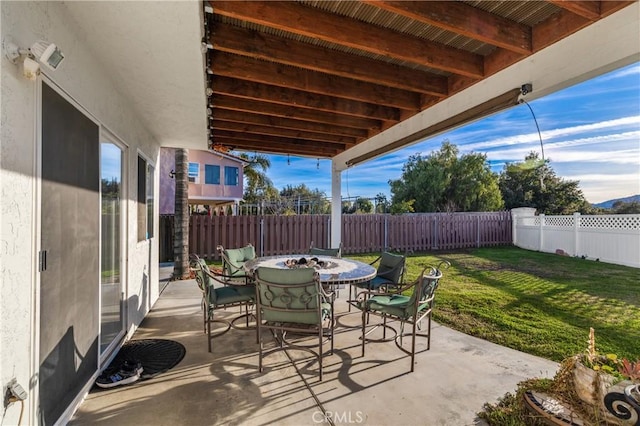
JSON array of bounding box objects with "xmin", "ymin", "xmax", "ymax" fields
[{"xmin": 479, "ymin": 328, "xmax": 639, "ymax": 425}]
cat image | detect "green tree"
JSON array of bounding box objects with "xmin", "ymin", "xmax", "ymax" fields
[
  {"xmin": 390, "ymin": 199, "xmax": 415, "ymax": 214},
  {"xmin": 499, "ymin": 152, "xmax": 591, "ymax": 214},
  {"xmin": 279, "ymin": 184, "xmax": 329, "ymax": 214},
  {"xmin": 353, "ymin": 197, "xmax": 373, "ymax": 214},
  {"xmin": 240, "ymin": 153, "xmax": 274, "ymax": 204},
  {"xmin": 389, "ymin": 141, "xmax": 504, "ymax": 212},
  {"xmin": 374, "ymin": 193, "xmax": 390, "ymax": 213}
]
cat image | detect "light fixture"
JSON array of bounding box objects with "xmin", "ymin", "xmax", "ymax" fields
[
  {"xmin": 4, "ymin": 39, "xmax": 64, "ymax": 79},
  {"xmin": 169, "ymin": 169, "xmax": 176, "ymax": 179}
]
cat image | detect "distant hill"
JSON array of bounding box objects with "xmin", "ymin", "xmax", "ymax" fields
[{"xmin": 593, "ymin": 194, "xmax": 640, "ymax": 209}]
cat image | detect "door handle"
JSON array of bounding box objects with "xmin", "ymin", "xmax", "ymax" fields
[{"xmin": 39, "ymin": 250, "xmax": 47, "ymax": 272}]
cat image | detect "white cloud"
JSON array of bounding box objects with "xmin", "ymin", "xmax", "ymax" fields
[{"xmin": 462, "ymin": 116, "xmax": 640, "ymax": 152}]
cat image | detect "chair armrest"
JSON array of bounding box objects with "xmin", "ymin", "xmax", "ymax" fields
[
  {"xmin": 204, "ymin": 267, "xmax": 251, "ymax": 287},
  {"xmin": 319, "ymin": 286, "xmax": 335, "ymax": 302}
]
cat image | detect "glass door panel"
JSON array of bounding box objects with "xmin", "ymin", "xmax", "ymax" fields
[{"xmin": 100, "ymin": 142, "xmax": 123, "ymax": 354}]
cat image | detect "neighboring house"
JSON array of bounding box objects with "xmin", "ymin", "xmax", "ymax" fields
[{"xmin": 159, "ymin": 148, "xmax": 247, "ymax": 215}]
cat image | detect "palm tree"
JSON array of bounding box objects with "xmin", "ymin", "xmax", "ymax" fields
[
  {"xmin": 240, "ymin": 153, "xmax": 273, "ymax": 204},
  {"xmin": 173, "ymin": 148, "xmax": 189, "ymax": 279}
]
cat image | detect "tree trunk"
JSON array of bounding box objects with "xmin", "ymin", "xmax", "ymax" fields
[{"xmin": 173, "ymin": 148, "xmax": 190, "ymax": 279}]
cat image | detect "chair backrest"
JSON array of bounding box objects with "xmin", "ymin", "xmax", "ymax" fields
[
  {"xmin": 218, "ymin": 244, "xmax": 256, "ymax": 277},
  {"xmin": 190, "ymin": 256, "xmax": 219, "ymax": 305},
  {"xmin": 404, "ymin": 266, "xmax": 443, "ymax": 318},
  {"xmin": 254, "ymin": 267, "xmax": 321, "ymax": 325},
  {"xmin": 309, "ymin": 247, "xmax": 341, "ymax": 257},
  {"xmin": 309, "ymin": 241, "xmax": 342, "ymax": 258},
  {"xmin": 376, "ymin": 252, "xmax": 406, "ymax": 283}
]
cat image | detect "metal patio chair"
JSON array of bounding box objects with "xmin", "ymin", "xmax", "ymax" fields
[
  {"xmin": 217, "ymin": 243, "xmax": 256, "ymax": 284},
  {"xmin": 354, "ymin": 261, "xmax": 449, "ymax": 372},
  {"xmin": 254, "ymin": 266, "xmax": 335, "ymax": 381},
  {"xmin": 309, "ymin": 241, "xmax": 342, "ymax": 258},
  {"xmin": 190, "ymin": 254, "xmax": 256, "ymax": 352},
  {"xmin": 348, "ymin": 251, "xmax": 406, "ymax": 311}
]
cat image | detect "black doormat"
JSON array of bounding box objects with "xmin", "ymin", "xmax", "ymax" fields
[{"xmin": 100, "ymin": 339, "xmax": 186, "ymax": 383}]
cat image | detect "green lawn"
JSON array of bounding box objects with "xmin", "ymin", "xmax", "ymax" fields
[{"xmin": 348, "ymin": 247, "xmax": 640, "ymax": 362}]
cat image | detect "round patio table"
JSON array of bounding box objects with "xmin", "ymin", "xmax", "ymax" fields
[{"xmin": 244, "ymin": 255, "xmax": 376, "ymax": 288}]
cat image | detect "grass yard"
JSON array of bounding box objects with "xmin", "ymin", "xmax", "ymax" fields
[{"xmin": 349, "ymin": 247, "xmax": 640, "ymax": 362}]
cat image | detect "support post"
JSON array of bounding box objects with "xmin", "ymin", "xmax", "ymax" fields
[{"xmin": 330, "ymin": 160, "xmax": 342, "ymax": 249}]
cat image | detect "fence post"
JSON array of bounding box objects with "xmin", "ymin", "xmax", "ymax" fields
[
  {"xmin": 573, "ymin": 212, "xmax": 580, "ymax": 257},
  {"xmin": 433, "ymin": 215, "xmax": 439, "ymax": 250},
  {"xmin": 538, "ymin": 213, "xmax": 545, "ymax": 251},
  {"xmin": 476, "ymin": 214, "xmax": 481, "ymax": 248},
  {"xmin": 327, "ymin": 217, "xmax": 331, "ymax": 248},
  {"xmin": 384, "ymin": 215, "xmax": 388, "ymax": 251},
  {"xmin": 260, "ymin": 217, "xmax": 264, "ymax": 257}
]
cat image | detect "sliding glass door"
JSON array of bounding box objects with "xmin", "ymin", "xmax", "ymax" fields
[{"xmin": 100, "ymin": 141, "xmax": 124, "ymax": 354}]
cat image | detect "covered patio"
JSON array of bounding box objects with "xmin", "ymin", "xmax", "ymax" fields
[
  {"xmin": 71, "ymin": 266, "xmax": 557, "ymax": 425},
  {"xmin": 1, "ymin": 1, "xmax": 638, "ymax": 425}
]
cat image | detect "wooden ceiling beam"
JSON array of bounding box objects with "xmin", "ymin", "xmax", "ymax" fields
[
  {"xmin": 211, "ymin": 119, "xmax": 358, "ymax": 146},
  {"xmin": 211, "ymin": 0, "xmax": 484, "ymax": 78},
  {"xmin": 212, "ymin": 109, "xmax": 369, "ymax": 139},
  {"xmin": 211, "ymin": 76, "xmax": 401, "ymax": 122},
  {"xmin": 363, "ymin": 1, "xmax": 531, "ymax": 54},
  {"xmin": 547, "ymin": 0, "xmax": 600, "ymax": 20},
  {"xmin": 211, "ymin": 52, "xmax": 420, "ymax": 111},
  {"xmin": 532, "ymin": 9, "xmax": 590, "ymax": 52},
  {"xmin": 212, "ymin": 95, "xmax": 382, "ymax": 130},
  {"xmin": 211, "ymin": 22, "xmax": 448, "ymax": 97},
  {"xmin": 214, "ymin": 130, "xmax": 348, "ymax": 151},
  {"xmin": 213, "ymin": 135, "xmax": 340, "ymax": 158}
]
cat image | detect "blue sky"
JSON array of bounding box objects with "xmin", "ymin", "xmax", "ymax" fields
[{"xmin": 263, "ymin": 62, "xmax": 640, "ymax": 205}]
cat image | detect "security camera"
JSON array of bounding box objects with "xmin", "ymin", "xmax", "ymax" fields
[{"xmin": 29, "ymin": 40, "xmax": 64, "ymax": 70}]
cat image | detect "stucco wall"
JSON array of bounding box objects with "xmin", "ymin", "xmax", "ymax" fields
[
  {"xmin": 1, "ymin": 2, "xmax": 161, "ymax": 423},
  {"xmin": 159, "ymin": 148, "xmax": 245, "ymax": 214},
  {"xmin": 187, "ymin": 150, "xmax": 245, "ymax": 200}
]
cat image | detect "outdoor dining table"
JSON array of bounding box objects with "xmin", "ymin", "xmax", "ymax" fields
[{"xmin": 243, "ymin": 255, "xmax": 376, "ymax": 289}]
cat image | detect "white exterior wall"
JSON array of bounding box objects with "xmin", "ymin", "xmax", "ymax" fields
[{"xmin": 1, "ymin": 2, "xmax": 161, "ymax": 424}]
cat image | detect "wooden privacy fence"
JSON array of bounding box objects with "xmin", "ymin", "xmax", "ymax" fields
[{"xmin": 160, "ymin": 212, "xmax": 511, "ymax": 262}]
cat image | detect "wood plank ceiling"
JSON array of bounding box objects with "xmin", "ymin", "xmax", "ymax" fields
[{"xmin": 204, "ymin": 0, "xmax": 634, "ymax": 158}]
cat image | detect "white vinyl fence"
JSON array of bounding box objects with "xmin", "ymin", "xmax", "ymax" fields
[{"xmin": 512, "ymin": 208, "xmax": 640, "ymax": 268}]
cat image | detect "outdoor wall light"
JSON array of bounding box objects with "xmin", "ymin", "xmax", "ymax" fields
[{"xmin": 4, "ymin": 39, "xmax": 64, "ymax": 79}]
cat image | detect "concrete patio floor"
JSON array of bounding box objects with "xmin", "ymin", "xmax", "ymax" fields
[{"xmin": 71, "ymin": 272, "xmax": 558, "ymax": 426}]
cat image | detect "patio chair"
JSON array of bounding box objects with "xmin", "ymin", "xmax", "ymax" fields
[
  {"xmin": 309, "ymin": 241, "xmax": 342, "ymax": 258},
  {"xmin": 190, "ymin": 254, "xmax": 256, "ymax": 352},
  {"xmin": 254, "ymin": 266, "xmax": 335, "ymax": 381},
  {"xmin": 354, "ymin": 261, "xmax": 448, "ymax": 372},
  {"xmin": 217, "ymin": 243, "xmax": 256, "ymax": 284},
  {"xmin": 348, "ymin": 251, "xmax": 406, "ymax": 311}
]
